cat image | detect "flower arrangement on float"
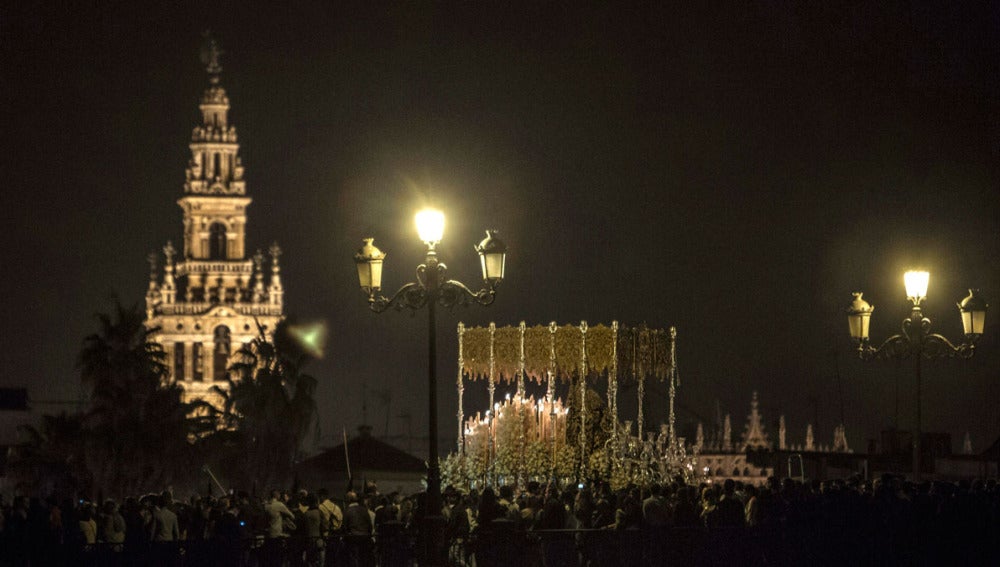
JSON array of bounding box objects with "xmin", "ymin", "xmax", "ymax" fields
[{"xmin": 442, "ymin": 394, "xmax": 574, "ymax": 488}]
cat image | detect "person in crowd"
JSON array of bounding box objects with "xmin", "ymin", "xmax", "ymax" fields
[
  {"xmin": 363, "ymin": 480, "xmax": 379, "ymax": 500},
  {"xmin": 519, "ymin": 494, "xmax": 541, "ymax": 525},
  {"xmin": 349, "ymin": 491, "xmax": 372, "ymax": 530},
  {"xmin": 708, "ymin": 479, "xmax": 746, "ymax": 528},
  {"xmin": 573, "ymin": 488, "xmax": 597, "ymax": 565},
  {"xmin": 592, "ymin": 493, "xmax": 616, "ymax": 530},
  {"xmin": 121, "ymin": 496, "xmax": 148, "ymax": 547},
  {"xmin": 264, "ymin": 489, "xmax": 295, "ymax": 538},
  {"xmin": 260, "ymin": 489, "xmax": 295, "ymax": 567},
  {"xmin": 533, "ymin": 488, "xmax": 574, "ymax": 567},
  {"xmin": 98, "ymin": 499, "xmax": 126, "ymax": 545},
  {"xmin": 78, "ymin": 502, "xmax": 98, "ymax": 545},
  {"xmin": 700, "ymin": 485, "xmax": 719, "ymax": 526},
  {"xmin": 150, "ymin": 491, "xmax": 179, "ymax": 542},
  {"xmin": 301, "ymin": 493, "xmax": 324, "ymax": 567},
  {"xmin": 475, "ymin": 487, "xmax": 506, "ymax": 528},
  {"xmin": 186, "ymin": 496, "xmax": 211, "ymax": 541},
  {"xmin": 471, "ymin": 487, "xmax": 509, "ymax": 566},
  {"xmin": 208, "ymin": 498, "xmax": 246, "ymax": 567},
  {"xmin": 212, "ymin": 496, "xmax": 245, "ymax": 540},
  {"xmin": 497, "ymin": 485, "xmax": 520, "ymax": 523},
  {"xmin": 343, "ymin": 490, "xmax": 374, "ymax": 567},
  {"xmin": 613, "ymin": 490, "xmax": 642, "ymax": 531},
  {"xmin": 444, "ymin": 487, "xmax": 471, "ymax": 566},
  {"xmin": 642, "ymin": 483, "xmax": 670, "ymax": 528},
  {"xmin": 46, "ymin": 497, "xmax": 64, "ymax": 546},
  {"xmin": 672, "ymin": 485, "xmax": 701, "ymax": 527},
  {"xmin": 743, "ymin": 483, "xmax": 760, "ymax": 527},
  {"xmin": 316, "ymin": 488, "xmax": 342, "ymax": 535},
  {"xmin": 396, "ymin": 495, "xmax": 415, "ymax": 529}
]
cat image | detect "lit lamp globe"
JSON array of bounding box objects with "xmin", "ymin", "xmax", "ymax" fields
[
  {"xmin": 354, "ymin": 237, "xmax": 386, "ymax": 296},
  {"xmin": 847, "ymin": 292, "xmax": 874, "ymax": 341},
  {"xmin": 904, "ymin": 270, "xmax": 930, "ymax": 304},
  {"xmin": 475, "ymin": 230, "xmax": 507, "ymax": 284},
  {"xmin": 958, "ymin": 289, "xmax": 988, "ymax": 337},
  {"xmin": 416, "ymin": 209, "xmax": 445, "ymax": 245}
]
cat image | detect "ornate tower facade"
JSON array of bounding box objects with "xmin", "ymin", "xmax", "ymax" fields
[{"xmin": 145, "ymin": 40, "xmax": 284, "ymax": 407}]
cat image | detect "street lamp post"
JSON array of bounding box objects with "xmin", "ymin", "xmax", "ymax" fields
[
  {"xmin": 354, "ymin": 209, "xmax": 507, "ymax": 543},
  {"xmin": 846, "ymin": 272, "xmax": 987, "ymax": 482}
]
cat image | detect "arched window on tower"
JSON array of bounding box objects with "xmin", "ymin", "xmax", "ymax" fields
[
  {"xmin": 209, "ymin": 222, "xmax": 227, "ymax": 260},
  {"xmin": 213, "ymin": 326, "xmax": 231, "ymax": 382},
  {"xmin": 174, "ymin": 343, "xmax": 186, "ymax": 381},
  {"xmin": 192, "ymin": 343, "xmax": 203, "ymax": 382}
]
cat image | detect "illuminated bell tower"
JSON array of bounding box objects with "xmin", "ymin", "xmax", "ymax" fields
[{"xmin": 145, "ymin": 38, "xmax": 284, "ymax": 408}]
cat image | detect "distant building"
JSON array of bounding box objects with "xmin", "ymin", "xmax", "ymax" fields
[
  {"xmin": 143, "ymin": 40, "xmax": 284, "ymax": 408},
  {"xmin": 692, "ymin": 392, "xmax": 775, "ymax": 483},
  {"xmin": 295, "ymin": 426, "xmax": 427, "ymax": 497},
  {"xmin": 692, "ymin": 391, "xmax": 855, "ymax": 483},
  {"xmin": 704, "ymin": 400, "xmax": 1000, "ymax": 481}
]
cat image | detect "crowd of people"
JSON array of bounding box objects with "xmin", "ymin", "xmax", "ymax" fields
[
  {"xmin": 0, "ymin": 484, "xmax": 390, "ymax": 566},
  {"xmin": 1, "ymin": 473, "xmax": 999, "ymax": 565},
  {"xmin": 441, "ymin": 474, "xmax": 1000, "ymax": 565}
]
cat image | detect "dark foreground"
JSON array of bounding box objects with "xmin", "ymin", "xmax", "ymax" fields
[{"xmin": 2, "ymin": 522, "xmax": 997, "ymax": 567}]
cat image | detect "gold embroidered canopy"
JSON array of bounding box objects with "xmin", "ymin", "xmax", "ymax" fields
[{"xmin": 458, "ymin": 321, "xmax": 674, "ymax": 383}]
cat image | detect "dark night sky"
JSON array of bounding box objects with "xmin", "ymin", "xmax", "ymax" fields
[{"xmin": 2, "ymin": 2, "xmax": 999, "ymax": 454}]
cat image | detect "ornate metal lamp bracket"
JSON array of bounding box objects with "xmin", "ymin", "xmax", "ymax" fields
[
  {"xmin": 922, "ymin": 333, "xmax": 975, "ymax": 359},
  {"xmin": 368, "ymin": 282, "xmax": 428, "ymax": 313},
  {"xmin": 439, "ymin": 279, "xmax": 496, "ymax": 308},
  {"xmin": 858, "ymin": 335, "xmax": 912, "ymax": 361},
  {"xmin": 368, "ymin": 262, "xmax": 495, "ymax": 312},
  {"xmin": 858, "ymin": 314, "xmax": 975, "ymax": 360}
]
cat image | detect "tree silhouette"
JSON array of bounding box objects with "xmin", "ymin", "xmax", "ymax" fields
[
  {"xmin": 212, "ymin": 320, "xmax": 318, "ymax": 490},
  {"xmin": 8, "ymin": 412, "xmax": 91, "ymax": 497},
  {"xmin": 77, "ymin": 300, "xmax": 211, "ymax": 498},
  {"xmin": 10, "ymin": 301, "xmax": 216, "ymax": 499}
]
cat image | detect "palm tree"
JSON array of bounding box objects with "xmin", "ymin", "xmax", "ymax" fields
[
  {"xmin": 77, "ymin": 300, "xmax": 211, "ymax": 497},
  {"xmin": 79, "ymin": 301, "xmax": 167, "ymax": 415},
  {"xmin": 213, "ymin": 320, "xmax": 319, "ymax": 490}
]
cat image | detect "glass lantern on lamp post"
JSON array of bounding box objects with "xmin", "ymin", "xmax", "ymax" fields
[
  {"xmin": 846, "ymin": 271, "xmax": 988, "ymax": 482},
  {"xmin": 353, "ymin": 209, "xmax": 507, "ymax": 558}
]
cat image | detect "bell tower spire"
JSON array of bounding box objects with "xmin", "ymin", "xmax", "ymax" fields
[
  {"xmin": 179, "ymin": 34, "xmax": 250, "ymax": 263},
  {"xmin": 740, "ymin": 391, "xmax": 772, "ymax": 450},
  {"xmin": 144, "ymin": 37, "xmax": 286, "ymax": 410}
]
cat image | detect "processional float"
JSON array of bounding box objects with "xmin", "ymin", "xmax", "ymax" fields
[{"xmin": 441, "ymin": 320, "xmax": 696, "ymax": 490}]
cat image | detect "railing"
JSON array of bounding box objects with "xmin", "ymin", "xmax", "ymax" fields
[
  {"xmin": 158, "ymin": 303, "xmax": 282, "ymax": 316},
  {"xmin": 177, "ymin": 261, "xmax": 254, "ymax": 276},
  {"xmin": 10, "ymin": 523, "xmax": 997, "ymax": 567}
]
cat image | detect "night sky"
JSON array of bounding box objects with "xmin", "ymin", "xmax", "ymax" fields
[{"xmin": 3, "ymin": 2, "xmax": 998, "ymax": 455}]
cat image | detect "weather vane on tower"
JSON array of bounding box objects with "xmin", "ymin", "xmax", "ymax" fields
[{"xmin": 200, "ymin": 30, "xmax": 223, "ymax": 82}]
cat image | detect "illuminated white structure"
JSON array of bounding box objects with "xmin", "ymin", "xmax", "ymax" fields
[
  {"xmin": 694, "ymin": 392, "xmax": 773, "ymax": 482},
  {"xmin": 144, "ymin": 40, "xmax": 284, "ymax": 407},
  {"xmin": 693, "ymin": 392, "xmax": 855, "ymax": 483}
]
